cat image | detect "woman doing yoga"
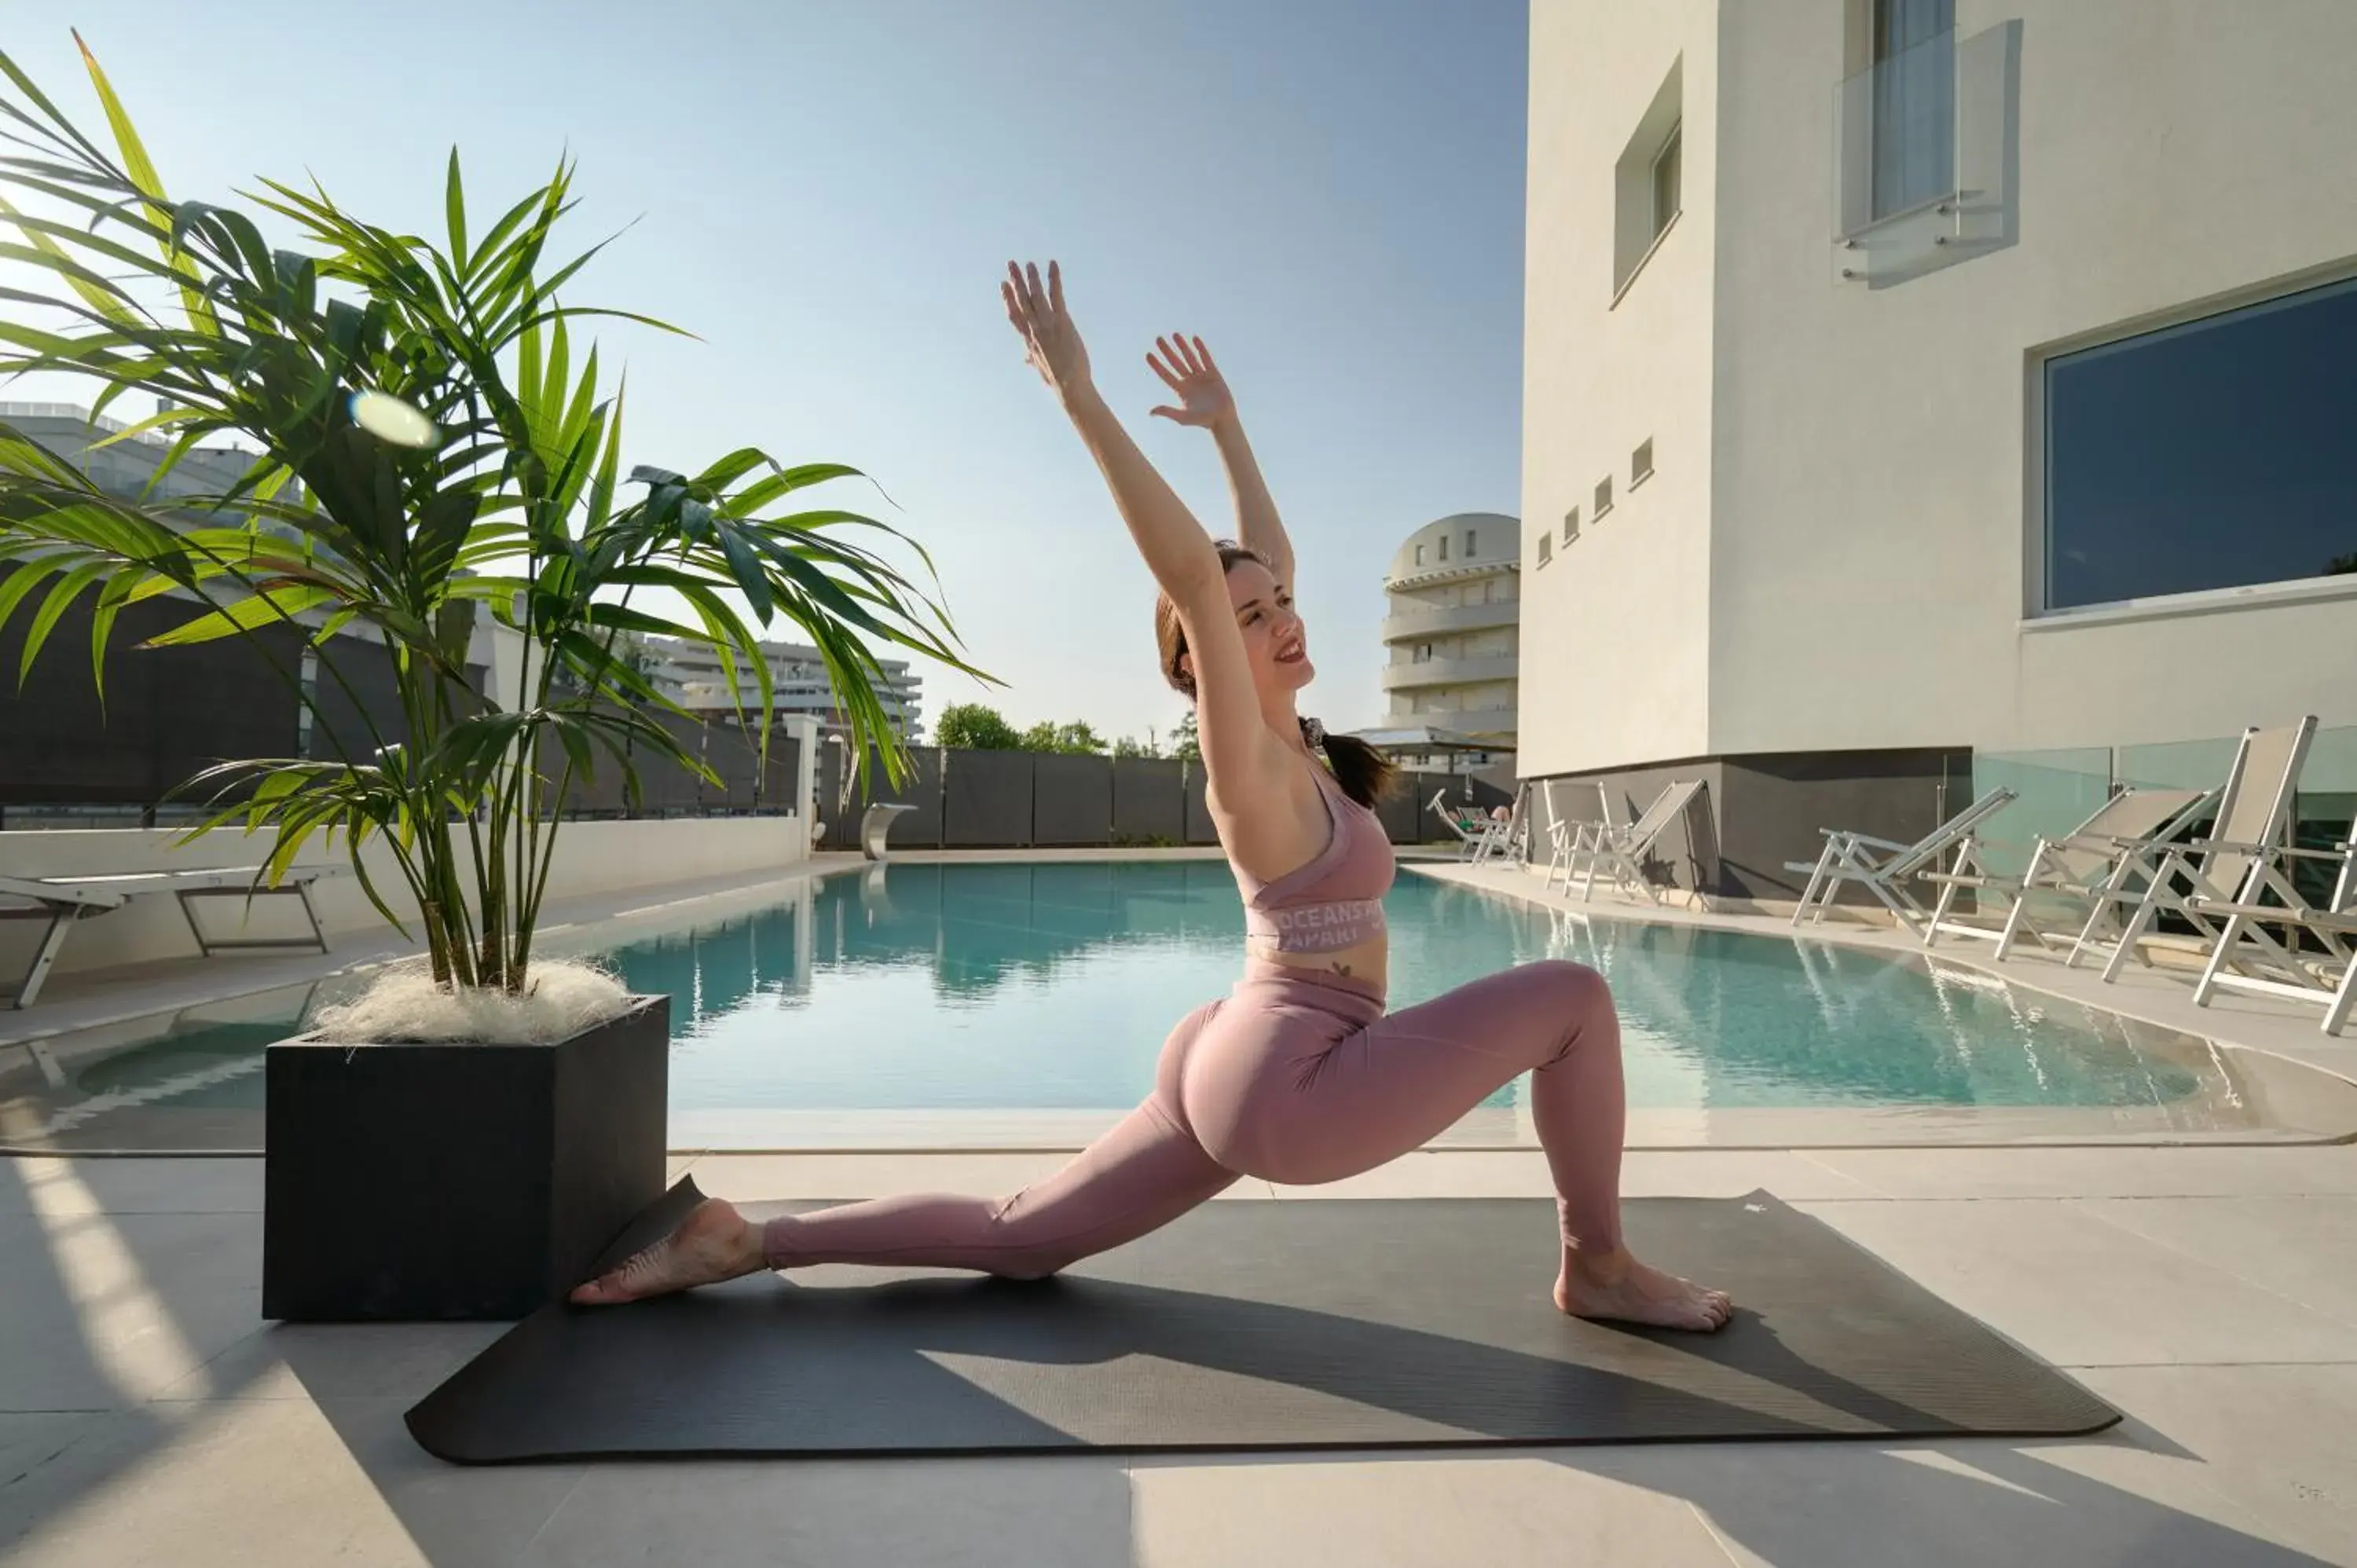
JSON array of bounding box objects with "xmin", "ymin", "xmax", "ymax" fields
[{"xmin": 573, "ymin": 262, "xmax": 1730, "ymax": 1332}]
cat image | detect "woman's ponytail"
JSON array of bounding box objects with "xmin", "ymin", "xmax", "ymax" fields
[{"xmin": 1300, "ymin": 716, "xmax": 1399, "ymax": 809}]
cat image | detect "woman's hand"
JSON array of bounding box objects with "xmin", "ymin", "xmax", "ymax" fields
[
  {"xmin": 1147, "ymin": 334, "xmax": 1236, "ymax": 430},
  {"xmin": 1003, "ymin": 260, "xmax": 1093, "ymax": 401}
]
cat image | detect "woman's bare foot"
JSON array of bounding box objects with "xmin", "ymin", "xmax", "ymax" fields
[
  {"xmin": 1555, "ymin": 1246, "xmax": 1732, "ymax": 1332},
  {"xmin": 569, "ymin": 1198, "xmax": 767, "ymax": 1305}
]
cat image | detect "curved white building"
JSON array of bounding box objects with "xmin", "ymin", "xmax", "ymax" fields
[{"xmin": 1376, "ymin": 511, "xmax": 1520, "ymax": 768}]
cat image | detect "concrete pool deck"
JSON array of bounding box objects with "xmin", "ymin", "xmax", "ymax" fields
[
  {"xmin": 2, "ymin": 1143, "xmax": 2355, "ymax": 1565},
  {"xmin": 3, "ymin": 852, "xmax": 2355, "ymax": 1563}
]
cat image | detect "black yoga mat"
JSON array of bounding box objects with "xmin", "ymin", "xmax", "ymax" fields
[{"xmin": 406, "ymin": 1179, "xmax": 2117, "ymax": 1463}]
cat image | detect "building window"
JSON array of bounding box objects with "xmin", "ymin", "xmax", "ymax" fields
[
  {"xmin": 1537, "ymin": 534, "xmax": 1552, "ymax": 567},
  {"xmin": 1650, "ymin": 126, "xmax": 1681, "ymax": 243},
  {"xmin": 2042, "ymin": 272, "xmax": 2357, "ymax": 612},
  {"xmin": 1413, "ymin": 544, "xmax": 1424, "ymax": 567},
  {"xmin": 1871, "ymin": 0, "xmax": 1954, "ymax": 221},
  {"xmin": 1413, "ymin": 643, "xmax": 1433, "ymax": 664},
  {"xmin": 1631, "ymin": 438, "xmax": 1655, "ymax": 487},
  {"xmin": 1437, "ymin": 534, "xmax": 1450, "ymax": 562},
  {"xmin": 1612, "ymin": 60, "xmax": 1684, "ymax": 298},
  {"xmin": 1563, "ymin": 506, "xmax": 1580, "ymax": 545},
  {"xmin": 1464, "ymin": 528, "xmax": 1477, "ymax": 558},
  {"xmin": 1593, "ymin": 477, "xmax": 1613, "ymax": 519}
]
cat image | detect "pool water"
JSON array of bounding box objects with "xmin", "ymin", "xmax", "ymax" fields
[
  {"xmin": 3, "ymin": 859, "xmax": 2231, "ymax": 1156},
  {"xmin": 610, "ymin": 863, "xmax": 2207, "ymax": 1115}
]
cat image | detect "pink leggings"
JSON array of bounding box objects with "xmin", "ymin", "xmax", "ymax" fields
[{"xmin": 761, "ymin": 958, "xmax": 1628, "ymax": 1277}]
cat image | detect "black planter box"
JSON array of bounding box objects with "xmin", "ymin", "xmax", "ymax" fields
[{"xmin": 262, "ymin": 993, "xmax": 671, "ymax": 1322}]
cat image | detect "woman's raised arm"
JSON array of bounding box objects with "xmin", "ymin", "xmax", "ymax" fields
[
  {"xmin": 1149, "ymin": 333, "xmax": 1294, "ymax": 593},
  {"xmin": 1003, "ymin": 261, "xmax": 1285, "ymax": 795}
]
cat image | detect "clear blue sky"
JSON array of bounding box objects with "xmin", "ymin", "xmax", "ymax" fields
[{"xmin": 8, "ymin": 1, "xmax": 1527, "ymax": 744}]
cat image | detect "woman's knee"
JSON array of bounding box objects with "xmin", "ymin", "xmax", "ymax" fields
[
  {"xmin": 1521, "ymin": 960, "xmax": 1619, "ymax": 1064},
  {"xmin": 1521, "ymin": 958, "xmax": 1612, "ymax": 1013},
  {"xmin": 979, "ymin": 1196, "xmax": 1079, "ymax": 1280},
  {"xmin": 987, "ymin": 1251, "xmax": 1069, "ymax": 1282}
]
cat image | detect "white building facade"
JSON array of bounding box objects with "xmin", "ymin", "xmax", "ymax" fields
[
  {"xmin": 1521, "ymin": 0, "xmax": 2357, "ymax": 903},
  {"xmin": 1376, "ymin": 512, "xmax": 1520, "ymax": 769},
  {"xmin": 640, "ymin": 633, "xmax": 924, "ymax": 746}
]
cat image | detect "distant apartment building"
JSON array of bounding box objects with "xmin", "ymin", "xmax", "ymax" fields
[
  {"xmin": 6, "ymin": 401, "xmax": 279, "ymax": 520},
  {"xmin": 1519, "ymin": 0, "xmax": 2357, "ymax": 902},
  {"xmin": 639, "ymin": 633, "xmax": 924, "ymax": 746},
  {"xmin": 1375, "ymin": 512, "xmax": 1519, "ymax": 770}
]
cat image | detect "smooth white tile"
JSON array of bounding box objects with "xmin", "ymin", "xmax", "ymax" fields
[
  {"xmin": 1798, "ymin": 1198, "xmax": 2356, "ymax": 1367},
  {"xmin": 2076, "ymin": 1363, "xmax": 2357, "ymax": 1564},
  {"xmin": 1802, "ymin": 1145, "xmax": 2357, "ymax": 1201},
  {"xmin": 152, "ymin": 1321, "xmax": 508, "ymax": 1405},
  {"xmin": 0, "ymin": 1396, "xmax": 580, "ymax": 1568},
  {"xmin": 0, "ymin": 1211, "xmax": 262, "ymax": 1411},
  {"xmin": 0, "ymin": 1412, "xmax": 97, "ymax": 1489},
  {"xmin": 524, "ymin": 1454, "xmax": 1131, "ymax": 1568},
  {"xmin": 0, "ymin": 1158, "xmax": 262, "ymax": 1216},
  {"xmin": 2076, "ymin": 1196, "xmax": 2357, "ymax": 1329},
  {"xmin": 1128, "ymin": 1452, "xmax": 1738, "ymax": 1567},
  {"xmin": 1573, "ymin": 1437, "xmax": 2319, "ymax": 1567}
]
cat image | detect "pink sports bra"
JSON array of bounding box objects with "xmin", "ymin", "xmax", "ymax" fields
[{"xmin": 1233, "ymin": 764, "xmax": 1395, "ymax": 954}]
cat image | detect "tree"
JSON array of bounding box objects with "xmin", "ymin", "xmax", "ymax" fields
[
  {"xmin": 0, "ymin": 37, "xmax": 983, "ymax": 996},
  {"xmin": 1018, "ymin": 719, "xmax": 1105, "ymax": 755},
  {"xmin": 1112, "ymin": 730, "xmax": 1160, "ymax": 760},
  {"xmin": 937, "ymin": 702, "xmax": 1024, "ymax": 749},
  {"xmin": 1054, "ymin": 720, "xmax": 1106, "ymax": 755},
  {"xmin": 1171, "ymin": 709, "xmax": 1201, "ymax": 763}
]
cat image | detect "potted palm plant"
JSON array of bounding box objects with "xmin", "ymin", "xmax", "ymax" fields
[{"xmin": 0, "ymin": 36, "xmax": 981, "ymax": 1319}]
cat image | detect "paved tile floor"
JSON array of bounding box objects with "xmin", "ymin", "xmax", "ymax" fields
[{"xmin": 2, "ymin": 1142, "xmax": 2355, "ymax": 1567}]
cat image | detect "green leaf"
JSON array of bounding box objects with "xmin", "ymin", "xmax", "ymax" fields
[
  {"xmin": 21, "ymin": 560, "xmax": 108, "ymax": 685},
  {"xmin": 713, "ymin": 522, "xmax": 773, "ymax": 623},
  {"xmin": 82, "ymin": 402, "xmax": 204, "ymax": 452},
  {"xmin": 0, "ymin": 44, "xmax": 106, "ymax": 163},
  {"xmin": 444, "ymin": 146, "xmax": 466, "ymax": 263},
  {"xmin": 0, "ymin": 192, "xmax": 134, "ymax": 325},
  {"xmin": 0, "ymin": 563, "xmax": 56, "ymax": 648},
  {"xmin": 71, "ymin": 31, "xmax": 214, "ymax": 335},
  {"xmin": 141, "ymin": 585, "xmax": 335, "ymax": 647}
]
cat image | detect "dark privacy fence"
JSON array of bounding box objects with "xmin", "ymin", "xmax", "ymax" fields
[
  {"xmin": 534, "ymin": 715, "xmax": 803, "ymax": 819},
  {"xmin": 815, "ymin": 746, "xmax": 1510, "ymax": 849},
  {"xmin": 0, "ymin": 584, "xmax": 796, "ymax": 821},
  {"xmin": 0, "ymin": 581, "xmax": 1494, "ymax": 840},
  {"xmin": 0, "ymin": 590, "xmax": 307, "ymax": 811}
]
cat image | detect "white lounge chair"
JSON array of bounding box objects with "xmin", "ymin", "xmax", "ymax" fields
[
  {"xmin": 1428, "ymin": 789, "xmax": 1496, "ymax": 860},
  {"xmin": 1919, "ymin": 785, "xmax": 2215, "ymax": 958},
  {"xmin": 2070, "ymin": 718, "xmax": 2317, "ymax": 983},
  {"xmin": 1472, "ymin": 785, "xmax": 1531, "ymax": 866},
  {"xmin": 1786, "ymin": 787, "xmax": 2017, "ymax": 932},
  {"xmin": 0, "ymin": 863, "xmax": 346, "ymax": 1009},
  {"xmin": 1573, "ymin": 779, "xmax": 1703, "ymax": 905},
  {"xmin": 1541, "ymin": 780, "xmax": 1612, "ymax": 894},
  {"xmin": 1543, "ymin": 781, "xmax": 1629, "ymax": 895},
  {"xmin": 2187, "ymin": 833, "xmax": 2357, "ymax": 1035},
  {"xmin": 1452, "ymin": 782, "xmax": 1527, "ymax": 867}
]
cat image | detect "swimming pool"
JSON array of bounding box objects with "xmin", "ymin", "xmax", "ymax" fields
[{"xmin": 4, "ymin": 858, "xmax": 2342, "ymax": 1152}]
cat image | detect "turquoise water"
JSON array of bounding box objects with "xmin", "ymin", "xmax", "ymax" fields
[
  {"xmin": 613, "ymin": 862, "xmax": 2200, "ymax": 1113},
  {"xmin": 10, "ymin": 861, "xmax": 2209, "ymax": 1145}
]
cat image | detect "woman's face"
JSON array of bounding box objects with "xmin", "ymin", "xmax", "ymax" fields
[{"xmin": 1219, "ymin": 556, "xmax": 1313, "ymax": 698}]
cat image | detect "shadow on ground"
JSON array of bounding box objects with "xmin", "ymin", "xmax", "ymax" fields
[{"xmin": 0, "ymin": 1153, "xmax": 2340, "ymax": 1566}]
